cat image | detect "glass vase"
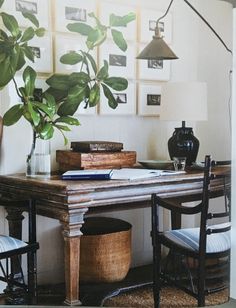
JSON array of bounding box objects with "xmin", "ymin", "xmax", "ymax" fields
[{"xmin": 26, "ymin": 135, "xmax": 51, "ymax": 178}]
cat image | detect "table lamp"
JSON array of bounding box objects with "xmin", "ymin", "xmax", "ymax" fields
[{"xmin": 160, "ymin": 82, "xmax": 208, "ymax": 166}]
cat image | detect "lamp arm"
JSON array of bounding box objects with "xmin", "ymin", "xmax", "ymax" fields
[
  {"xmin": 183, "ymin": 0, "xmax": 232, "ymax": 54},
  {"xmin": 156, "ymin": 0, "xmax": 232, "ymax": 54}
]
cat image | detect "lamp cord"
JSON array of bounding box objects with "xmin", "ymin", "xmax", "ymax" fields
[{"xmin": 157, "ymin": 0, "xmax": 232, "ymax": 55}]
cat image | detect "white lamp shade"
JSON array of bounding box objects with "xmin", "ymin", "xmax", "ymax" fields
[{"xmin": 160, "ymin": 82, "xmax": 208, "ymax": 121}]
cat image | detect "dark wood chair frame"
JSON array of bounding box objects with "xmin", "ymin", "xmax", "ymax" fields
[{"xmin": 151, "ymin": 155, "xmax": 231, "ymax": 307}]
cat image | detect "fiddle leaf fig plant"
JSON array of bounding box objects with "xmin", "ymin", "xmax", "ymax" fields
[
  {"xmin": 0, "ymin": 0, "xmax": 80, "ymax": 148},
  {"xmin": 46, "ymin": 11, "xmax": 136, "ymax": 115}
]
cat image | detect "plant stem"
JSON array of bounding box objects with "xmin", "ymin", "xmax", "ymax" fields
[{"xmin": 27, "ymin": 129, "xmax": 37, "ymax": 163}]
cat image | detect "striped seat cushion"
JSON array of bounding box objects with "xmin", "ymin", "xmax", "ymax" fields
[
  {"xmin": 0, "ymin": 235, "xmax": 27, "ymax": 253},
  {"xmin": 164, "ymin": 223, "xmax": 230, "ymax": 253}
]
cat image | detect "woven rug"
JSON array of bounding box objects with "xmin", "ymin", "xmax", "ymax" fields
[{"xmin": 102, "ymin": 286, "xmax": 229, "ymax": 307}]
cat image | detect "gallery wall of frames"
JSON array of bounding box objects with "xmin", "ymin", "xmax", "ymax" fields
[{"xmin": 0, "ymin": 0, "xmax": 173, "ymax": 116}]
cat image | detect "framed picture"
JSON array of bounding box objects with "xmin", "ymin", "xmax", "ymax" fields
[
  {"xmin": 138, "ymin": 45, "xmax": 171, "ymax": 81},
  {"xmin": 138, "ymin": 83, "xmax": 162, "ymax": 116},
  {"xmin": 99, "ymin": 2, "xmax": 137, "ymax": 41},
  {"xmin": 99, "ymin": 81, "xmax": 136, "ymax": 115},
  {"xmin": 99, "ymin": 42, "xmax": 136, "ymax": 79},
  {"xmin": 54, "ymin": 0, "xmax": 96, "ymax": 33},
  {"xmin": 55, "ymin": 34, "xmax": 97, "ymax": 74},
  {"xmin": 0, "ymin": 0, "xmax": 50, "ymax": 29},
  {"xmin": 140, "ymin": 9, "xmax": 172, "ymax": 44},
  {"xmin": 23, "ymin": 33, "xmax": 53, "ymax": 73}
]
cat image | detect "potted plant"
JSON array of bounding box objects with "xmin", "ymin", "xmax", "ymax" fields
[{"xmin": 0, "ymin": 0, "xmax": 135, "ymax": 176}]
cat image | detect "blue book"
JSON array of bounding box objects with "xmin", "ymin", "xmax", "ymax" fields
[{"xmin": 62, "ymin": 169, "xmax": 113, "ymax": 180}]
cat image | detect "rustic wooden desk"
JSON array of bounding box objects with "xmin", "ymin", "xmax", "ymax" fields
[{"xmin": 0, "ymin": 167, "xmax": 229, "ymax": 305}]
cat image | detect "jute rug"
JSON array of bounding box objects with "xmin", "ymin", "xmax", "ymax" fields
[{"xmin": 102, "ymin": 286, "xmax": 229, "ymax": 307}]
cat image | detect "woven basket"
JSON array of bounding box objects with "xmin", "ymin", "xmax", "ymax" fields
[{"xmin": 80, "ymin": 217, "xmax": 132, "ymax": 283}]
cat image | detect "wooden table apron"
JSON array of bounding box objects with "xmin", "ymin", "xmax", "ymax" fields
[{"xmin": 0, "ymin": 167, "xmax": 229, "ymax": 306}]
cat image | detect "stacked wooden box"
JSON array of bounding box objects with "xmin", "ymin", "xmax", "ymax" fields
[{"xmin": 56, "ymin": 141, "xmax": 136, "ymax": 172}]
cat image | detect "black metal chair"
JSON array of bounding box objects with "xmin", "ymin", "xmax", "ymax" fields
[
  {"xmin": 151, "ymin": 155, "xmax": 231, "ymax": 307},
  {"xmin": 0, "ymin": 201, "xmax": 39, "ymax": 304}
]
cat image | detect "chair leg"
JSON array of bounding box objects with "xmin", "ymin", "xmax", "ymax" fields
[
  {"xmin": 153, "ymin": 241, "xmax": 161, "ymax": 308},
  {"xmin": 197, "ymin": 257, "xmax": 206, "ymax": 307},
  {"xmin": 27, "ymin": 250, "xmax": 37, "ymax": 305}
]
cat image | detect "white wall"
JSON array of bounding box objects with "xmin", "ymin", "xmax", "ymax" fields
[{"xmin": 0, "ymin": 0, "xmax": 233, "ymax": 285}]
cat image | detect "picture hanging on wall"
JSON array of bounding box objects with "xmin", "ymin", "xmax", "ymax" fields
[
  {"xmin": 0, "ymin": 0, "xmax": 50, "ymax": 29},
  {"xmin": 138, "ymin": 83, "xmax": 162, "ymax": 116},
  {"xmin": 54, "ymin": 0, "xmax": 96, "ymax": 33},
  {"xmin": 99, "ymin": 81, "xmax": 136, "ymax": 115},
  {"xmin": 99, "ymin": 2, "xmax": 137, "ymax": 41},
  {"xmin": 24, "ymin": 33, "xmax": 53, "ymax": 73},
  {"xmin": 99, "ymin": 42, "xmax": 136, "ymax": 79},
  {"xmin": 55, "ymin": 34, "xmax": 97, "ymax": 74},
  {"xmin": 139, "ymin": 9, "xmax": 172, "ymax": 44},
  {"xmin": 138, "ymin": 45, "xmax": 171, "ymax": 81}
]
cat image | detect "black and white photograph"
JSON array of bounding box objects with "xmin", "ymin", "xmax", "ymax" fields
[
  {"xmin": 140, "ymin": 9, "xmax": 172, "ymax": 44},
  {"xmin": 138, "ymin": 84, "xmax": 161, "ymax": 116},
  {"xmin": 113, "ymin": 93, "xmax": 127, "ymax": 104},
  {"xmin": 30, "ymin": 46, "xmax": 41, "ymax": 59},
  {"xmin": 65, "ymin": 7, "xmax": 87, "ymax": 22},
  {"xmin": 109, "ymin": 54, "xmax": 127, "ymax": 67},
  {"xmin": 55, "ymin": 0, "xmax": 96, "ymax": 33},
  {"xmin": 15, "ymin": 0, "xmax": 37, "ymax": 14},
  {"xmin": 148, "ymin": 59, "xmax": 163, "ymax": 69},
  {"xmin": 100, "ymin": 43, "xmax": 135, "ymax": 79},
  {"xmin": 147, "ymin": 94, "xmax": 161, "ymax": 106},
  {"xmin": 100, "ymin": 82, "xmax": 136, "ymax": 115}
]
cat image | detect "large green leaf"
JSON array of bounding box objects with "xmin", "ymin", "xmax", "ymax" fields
[
  {"xmin": 55, "ymin": 116, "xmax": 80, "ymax": 126},
  {"xmin": 0, "ymin": 29, "xmax": 8, "ymax": 40},
  {"xmin": 67, "ymin": 22, "xmax": 93, "ymax": 35},
  {"xmin": 39, "ymin": 123, "xmax": 54, "ymax": 140},
  {"xmin": 57, "ymin": 100, "xmax": 81, "ymax": 116},
  {"xmin": 103, "ymin": 77, "xmax": 128, "ymax": 91},
  {"xmin": 33, "ymin": 102, "xmax": 54, "ymax": 119},
  {"xmin": 23, "ymin": 66, "xmax": 36, "ymax": 96},
  {"xmin": 97, "ymin": 60, "xmax": 109, "ymax": 80},
  {"xmin": 23, "ymin": 45, "xmax": 35, "ymax": 62},
  {"xmin": 16, "ymin": 48, "xmax": 26, "ymax": 70},
  {"xmin": 22, "ymin": 12, "xmax": 39, "ymax": 27},
  {"xmin": 44, "ymin": 87, "xmax": 68, "ymax": 103},
  {"xmin": 101, "ymin": 84, "xmax": 118, "ymax": 109},
  {"xmin": 0, "ymin": 52, "xmax": 6, "ymax": 63},
  {"xmin": 3, "ymin": 104, "xmax": 23, "ymax": 126},
  {"xmin": 111, "ymin": 29, "xmax": 127, "ymax": 51},
  {"xmin": 69, "ymin": 72, "xmax": 90, "ymax": 86},
  {"xmin": 44, "ymin": 93, "xmax": 56, "ymax": 116},
  {"xmin": 27, "ymin": 101, "xmax": 40, "ymax": 126},
  {"xmin": 0, "ymin": 12, "xmax": 20, "ymax": 37},
  {"xmin": 46, "ymin": 74, "xmax": 70, "ymax": 90},
  {"xmin": 20, "ymin": 27, "xmax": 35, "ymax": 43},
  {"xmin": 67, "ymin": 84, "xmax": 87, "ymax": 102},
  {"xmin": 0, "ymin": 0, "xmax": 4, "ymax": 9},
  {"xmin": 89, "ymin": 83, "xmax": 100, "ymax": 107},
  {"xmin": 54, "ymin": 124, "xmax": 71, "ymax": 132},
  {"xmin": 109, "ymin": 13, "xmax": 136, "ymax": 27},
  {"xmin": 0, "ymin": 56, "xmax": 14, "ymax": 88},
  {"xmin": 60, "ymin": 52, "xmax": 83, "ymax": 65},
  {"xmin": 86, "ymin": 28, "xmax": 106, "ymax": 49},
  {"xmin": 84, "ymin": 52, "xmax": 97, "ymax": 74}
]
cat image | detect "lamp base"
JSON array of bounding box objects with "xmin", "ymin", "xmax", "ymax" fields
[{"xmin": 168, "ymin": 126, "xmax": 199, "ymax": 166}]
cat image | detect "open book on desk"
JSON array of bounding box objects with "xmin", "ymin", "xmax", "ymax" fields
[
  {"xmin": 61, "ymin": 168, "xmax": 185, "ymax": 181},
  {"xmin": 111, "ymin": 168, "xmax": 185, "ymax": 180}
]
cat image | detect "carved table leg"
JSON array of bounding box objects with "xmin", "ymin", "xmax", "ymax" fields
[{"xmin": 60, "ymin": 209, "xmax": 87, "ymax": 306}]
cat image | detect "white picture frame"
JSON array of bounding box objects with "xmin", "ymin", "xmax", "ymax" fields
[
  {"xmin": 140, "ymin": 9, "xmax": 172, "ymax": 44},
  {"xmin": 24, "ymin": 32, "xmax": 53, "ymax": 73},
  {"xmin": 0, "ymin": 0, "xmax": 50, "ymax": 29},
  {"xmin": 54, "ymin": 0, "xmax": 96, "ymax": 33},
  {"xmin": 99, "ymin": 42, "xmax": 136, "ymax": 80},
  {"xmin": 99, "ymin": 2, "xmax": 137, "ymax": 42},
  {"xmin": 138, "ymin": 83, "xmax": 161, "ymax": 116},
  {"xmin": 55, "ymin": 34, "xmax": 97, "ymax": 75},
  {"xmin": 99, "ymin": 81, "xmax": 136, "ymax": 115},
  {"xmin": 138, "ymin": 44, "xmax": 171, "ymax": 81}
]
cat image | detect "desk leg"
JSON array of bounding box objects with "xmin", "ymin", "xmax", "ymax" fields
[{"xmin": 61, "ymin": 219, "xmax": 85, "ymax": 306}]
